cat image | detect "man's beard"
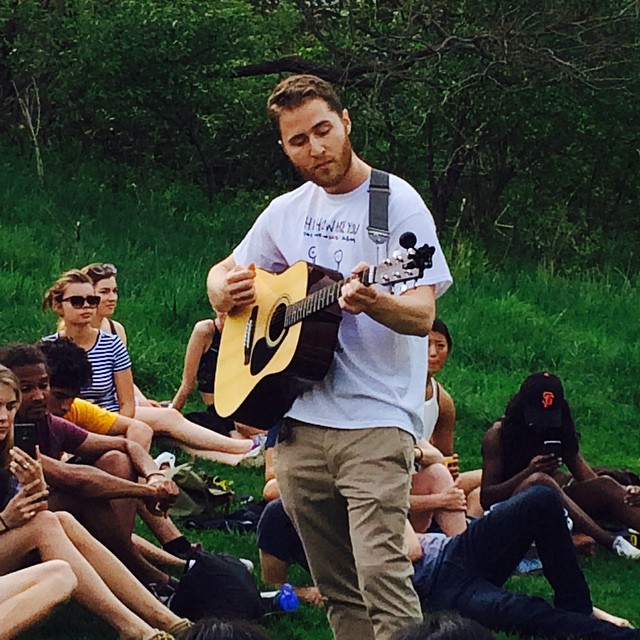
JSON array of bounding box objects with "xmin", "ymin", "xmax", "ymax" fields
[{"xmin": 294, "ymin": 134, "xmax": 353, "ymax": 189}]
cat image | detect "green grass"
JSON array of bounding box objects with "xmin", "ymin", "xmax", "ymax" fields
[{"xmin": 2, "ymin": 144, "xmax": 640, "ymax": 639}]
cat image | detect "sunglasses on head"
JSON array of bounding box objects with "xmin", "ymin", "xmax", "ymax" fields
[{"xmin": 59, "ymin": 295, "xmax": 101, "ymax": 309}]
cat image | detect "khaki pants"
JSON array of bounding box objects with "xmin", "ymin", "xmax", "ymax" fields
[{"xmin": 276, "ymin": 420, "xmax": 423, "ymax": 640}]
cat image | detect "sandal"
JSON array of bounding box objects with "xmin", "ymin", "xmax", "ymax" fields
[
  {"xmin": 141, "ymin": 631, "xmax": 175, "ymax": 640},
  {"xmin": 168, "ymin": 618, "xmax": 193, "ymax": 636}
]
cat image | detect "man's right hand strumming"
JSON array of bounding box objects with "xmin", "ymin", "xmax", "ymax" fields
[{"xmin": 207, "ymin": 255, "xmax": 256, "ymax": 314}]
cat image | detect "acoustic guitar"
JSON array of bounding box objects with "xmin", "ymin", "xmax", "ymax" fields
[{"xmin": 214, "ymin": 234, "xmax": 435, "ymax": 427}]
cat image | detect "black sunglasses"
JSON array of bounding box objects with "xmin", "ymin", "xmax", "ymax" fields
[{"xmin": 59, "ymin": 295, "xmax": 101, "ymax": 309}]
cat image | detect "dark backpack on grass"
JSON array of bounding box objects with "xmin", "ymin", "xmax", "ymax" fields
[{"xmin": 170, "ymin": 550, "xmax": 265, "ymax": 621}]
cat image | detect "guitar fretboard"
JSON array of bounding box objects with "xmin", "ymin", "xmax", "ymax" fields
[{"xmin": 284, "ymin": 274, "xmax": 360, "ymax": 327}]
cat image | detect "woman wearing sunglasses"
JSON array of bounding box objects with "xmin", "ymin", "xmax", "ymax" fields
[
  {"xmin": 43, "ymin": 270, "xmax": 135, "ymax": 417},
  {"xmin": 0, "ymin": 365, "xmax": 186, "ymax": 640},
  {"xmin": 45, "ymin": 268, "xmax": 255, "ymax": 463}
]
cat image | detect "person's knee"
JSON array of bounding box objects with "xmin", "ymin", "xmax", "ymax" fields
[
  {"xmin": 95, "ymin": 449, "xmax": 134, "ymax": 477},
  {"xmin": 26, "ymin": 510, "xmax": 66, "ymax": 545},
  {"xmin": 522, "ymin": 472, "xmax": 558, "ymax": 490},
  {"xmin": 54, "ymin": 510, "xmax": 80, "ymax": 533},
  {"xmin": 127, "ymin": 420, "xmax": 154, "ymax": 451},
  {"xmin": 591, "ymin": 474, "xmax": 622, "ymax": 493},
  {"xmin": 30, "ymin": 510, "xmax": 61, "ymax": 534},
  {"xmin": 263, "ymin": 478, "xmax": 281, "ymax": 502},
  {"xmin": 422, "ymin": 463, "xmax": 453, "ymax": 485},
  {"xmin": 521, "ymin": 484, "xmax": 559, "ymax": 508},
  {"xmin": 43, "ymin": 559, "xmax": 78, "ymax": 596}
]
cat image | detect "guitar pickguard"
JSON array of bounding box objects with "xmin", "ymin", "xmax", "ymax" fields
[{"xmin": 250, "ymin": 331, "xmax": 288, "ymax": 376}]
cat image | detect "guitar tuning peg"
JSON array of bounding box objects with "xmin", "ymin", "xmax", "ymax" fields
[{"xmin": 399, "ymin": 232, "xmax": 417, "ymax": 249}]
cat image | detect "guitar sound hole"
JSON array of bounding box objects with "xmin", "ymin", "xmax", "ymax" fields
[{"xmin": 268, "ymin": 303, "xmax": 287, "ymax": 343}]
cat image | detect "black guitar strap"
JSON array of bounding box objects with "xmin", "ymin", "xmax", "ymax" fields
[{"xmin": 367, "ymin": 168, "xmax": 390, "ymax": 247}]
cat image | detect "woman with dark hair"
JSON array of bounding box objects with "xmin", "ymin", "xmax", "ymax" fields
[
  {"xmin": 411, "ymin": 319, "xmax": 485, "ymax": 533},
  {"xmin": 176, "ymin": 618, "xmax": 270, "ymax": 640},
  {"xmin": 411, "ymin": 319, "xmax": 467, "ymax": 534},
  {"xmin": 392, "ymin": 614, "xmax": 495, "ymax": 640},
  {"xmin": 481, "ymin": 371, "xmax": 640, "ymax": 559}
]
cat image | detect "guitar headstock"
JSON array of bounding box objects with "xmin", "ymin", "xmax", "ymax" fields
[{"xmin": 368, "ymin": 236, "xmax": 436, "ymax": 288}]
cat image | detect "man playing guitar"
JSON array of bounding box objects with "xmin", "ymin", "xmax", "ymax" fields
[{"xmin": 207, "ymin": 74, "xmax": 452, "ymax": 640}]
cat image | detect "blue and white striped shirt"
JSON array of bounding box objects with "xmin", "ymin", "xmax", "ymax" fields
[{"xmin": 43, "ymin": 331, "xmax": 132, "ymax": 412}]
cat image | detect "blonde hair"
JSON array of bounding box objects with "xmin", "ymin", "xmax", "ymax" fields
[
  {"xmin": 42, "ymin": 269, "xmax": 94, "ymax": 313},
  {"xmin": 0, "ymin": 365, "xmax": 20, "ymax": 471}
]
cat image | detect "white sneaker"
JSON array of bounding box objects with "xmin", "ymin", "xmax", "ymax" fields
[{"xmin": 613, "ymin": 536, "xmax": 640, "ymax": 560}]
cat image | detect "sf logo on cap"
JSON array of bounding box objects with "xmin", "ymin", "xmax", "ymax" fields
[{"xmin": 542, "ymin": 391, "xmax": 555, "ymax": 408}]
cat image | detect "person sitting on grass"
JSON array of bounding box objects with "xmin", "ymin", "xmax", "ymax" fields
[
  {"xmin": 0, "ymin": 342, "xmax": 183, "ymax": 594},
  {"xmin": 257, "ymin": 491, "xmax": 638, "ymax": 638},
  {"xmin": 44, "ymin": 268, "xmax": 258, "ymax": 465},
  {"xmin": 256, "ymin": 498, "xmax": 324, "ymax": 607},
  {"xmin": 410, "ymin": 318, "xmax": 483, "ymax": 536},
  {"xmin": 39, "ymin": 336, "xmax": 199, "ymax": 560},
  {"xmin": 481, "ymin": 371, "xmax": 640, "ymax": 560},
  {"xmin": 0, "ymin": 365, "xmax": 189, "ymax": 640},
  {"xmin": 420, "ymin": 319, "xmax": 483, "ymax": 518},
  {"xmin": 167, "ymin": 313, "xmax": 266, "ymax": 442}
]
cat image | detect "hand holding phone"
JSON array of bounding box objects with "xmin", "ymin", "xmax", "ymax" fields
[
  {"xmin": 9, "ymin": 445, "xmax": 47, "ymax": 498},
  {"xmin": 13, "ymin": 423, "xmax": 38, "ymax": 459},
  {"xmin": 543, "ymin": 439, "xmax": 563, "ymax": 459}
]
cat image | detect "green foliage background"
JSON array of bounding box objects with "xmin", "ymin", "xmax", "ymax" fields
[{"xmin": 2, "ymin": 0, "xmax": 639, "ymax": 270}]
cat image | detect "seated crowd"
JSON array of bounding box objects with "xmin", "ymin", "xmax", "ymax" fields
[{"xmin": 1, "ymin": 263, "xmax": 639, "ymax": 640}]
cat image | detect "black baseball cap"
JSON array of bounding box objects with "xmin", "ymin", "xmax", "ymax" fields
[{"xmin": 519, "ymin": 372, "xmax": 564, "ymax": 429}]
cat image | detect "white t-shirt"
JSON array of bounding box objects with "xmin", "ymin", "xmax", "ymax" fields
[{"xmin": 233, "ymin": 173, "xmax": 452, "ymax": 438}]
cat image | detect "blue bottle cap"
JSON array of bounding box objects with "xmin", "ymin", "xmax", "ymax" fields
[{"xmin": 277, "ymin": 582, "xmax": 299, "ymax": 612}]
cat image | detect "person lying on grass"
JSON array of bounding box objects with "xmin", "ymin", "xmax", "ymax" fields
[
  {"xmin": 0, "ymin": 365, "xmax": 188, "ymax": 640},
  {"xmin": 45, "ymin": 268, "xmax": 257, "ymax": 465},
  {"xmin": 257, "ymin": 491, "xmax": 637, "ymax": 638},
  {"xmin": 0, "ymin": 342, "xmax": 182, "ymax": 595},
  {"xmin": 481, "ymin": 371, "xmax": 640, "ymax": 560}
]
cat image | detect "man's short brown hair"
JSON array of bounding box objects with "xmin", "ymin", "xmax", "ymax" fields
[{"xmin": 267, "ymin": 75, "xmax": 343, "ymax": 130}]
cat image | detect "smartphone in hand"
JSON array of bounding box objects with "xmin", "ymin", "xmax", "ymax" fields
[
  {"xmin": 13, "ymin": 423, "xmax": 38, "ymax": 459},
  {"xmin": 543, "ymin": 439, "xmax": 562, "ymax": 459}
]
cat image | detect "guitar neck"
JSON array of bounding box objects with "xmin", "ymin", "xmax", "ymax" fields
[
  {"xmin": 284, "ymin": 271, "xmax": 366, "ymax": 328},
  {"xmin": 282, "ymin": 242, "xmax": 433, "ymax": 328}
]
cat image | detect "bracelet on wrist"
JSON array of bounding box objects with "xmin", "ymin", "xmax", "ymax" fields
[
  {"xmin": 414, "ymin": 446, "xmax": 424, "ymax": 464},
  {"xmin": 145, "ymin": 471, "xmax": 165, "ymax": 480},
  {"xmin": 0, "ymin": 514, "xmax": 10, "ymax": 531}
]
